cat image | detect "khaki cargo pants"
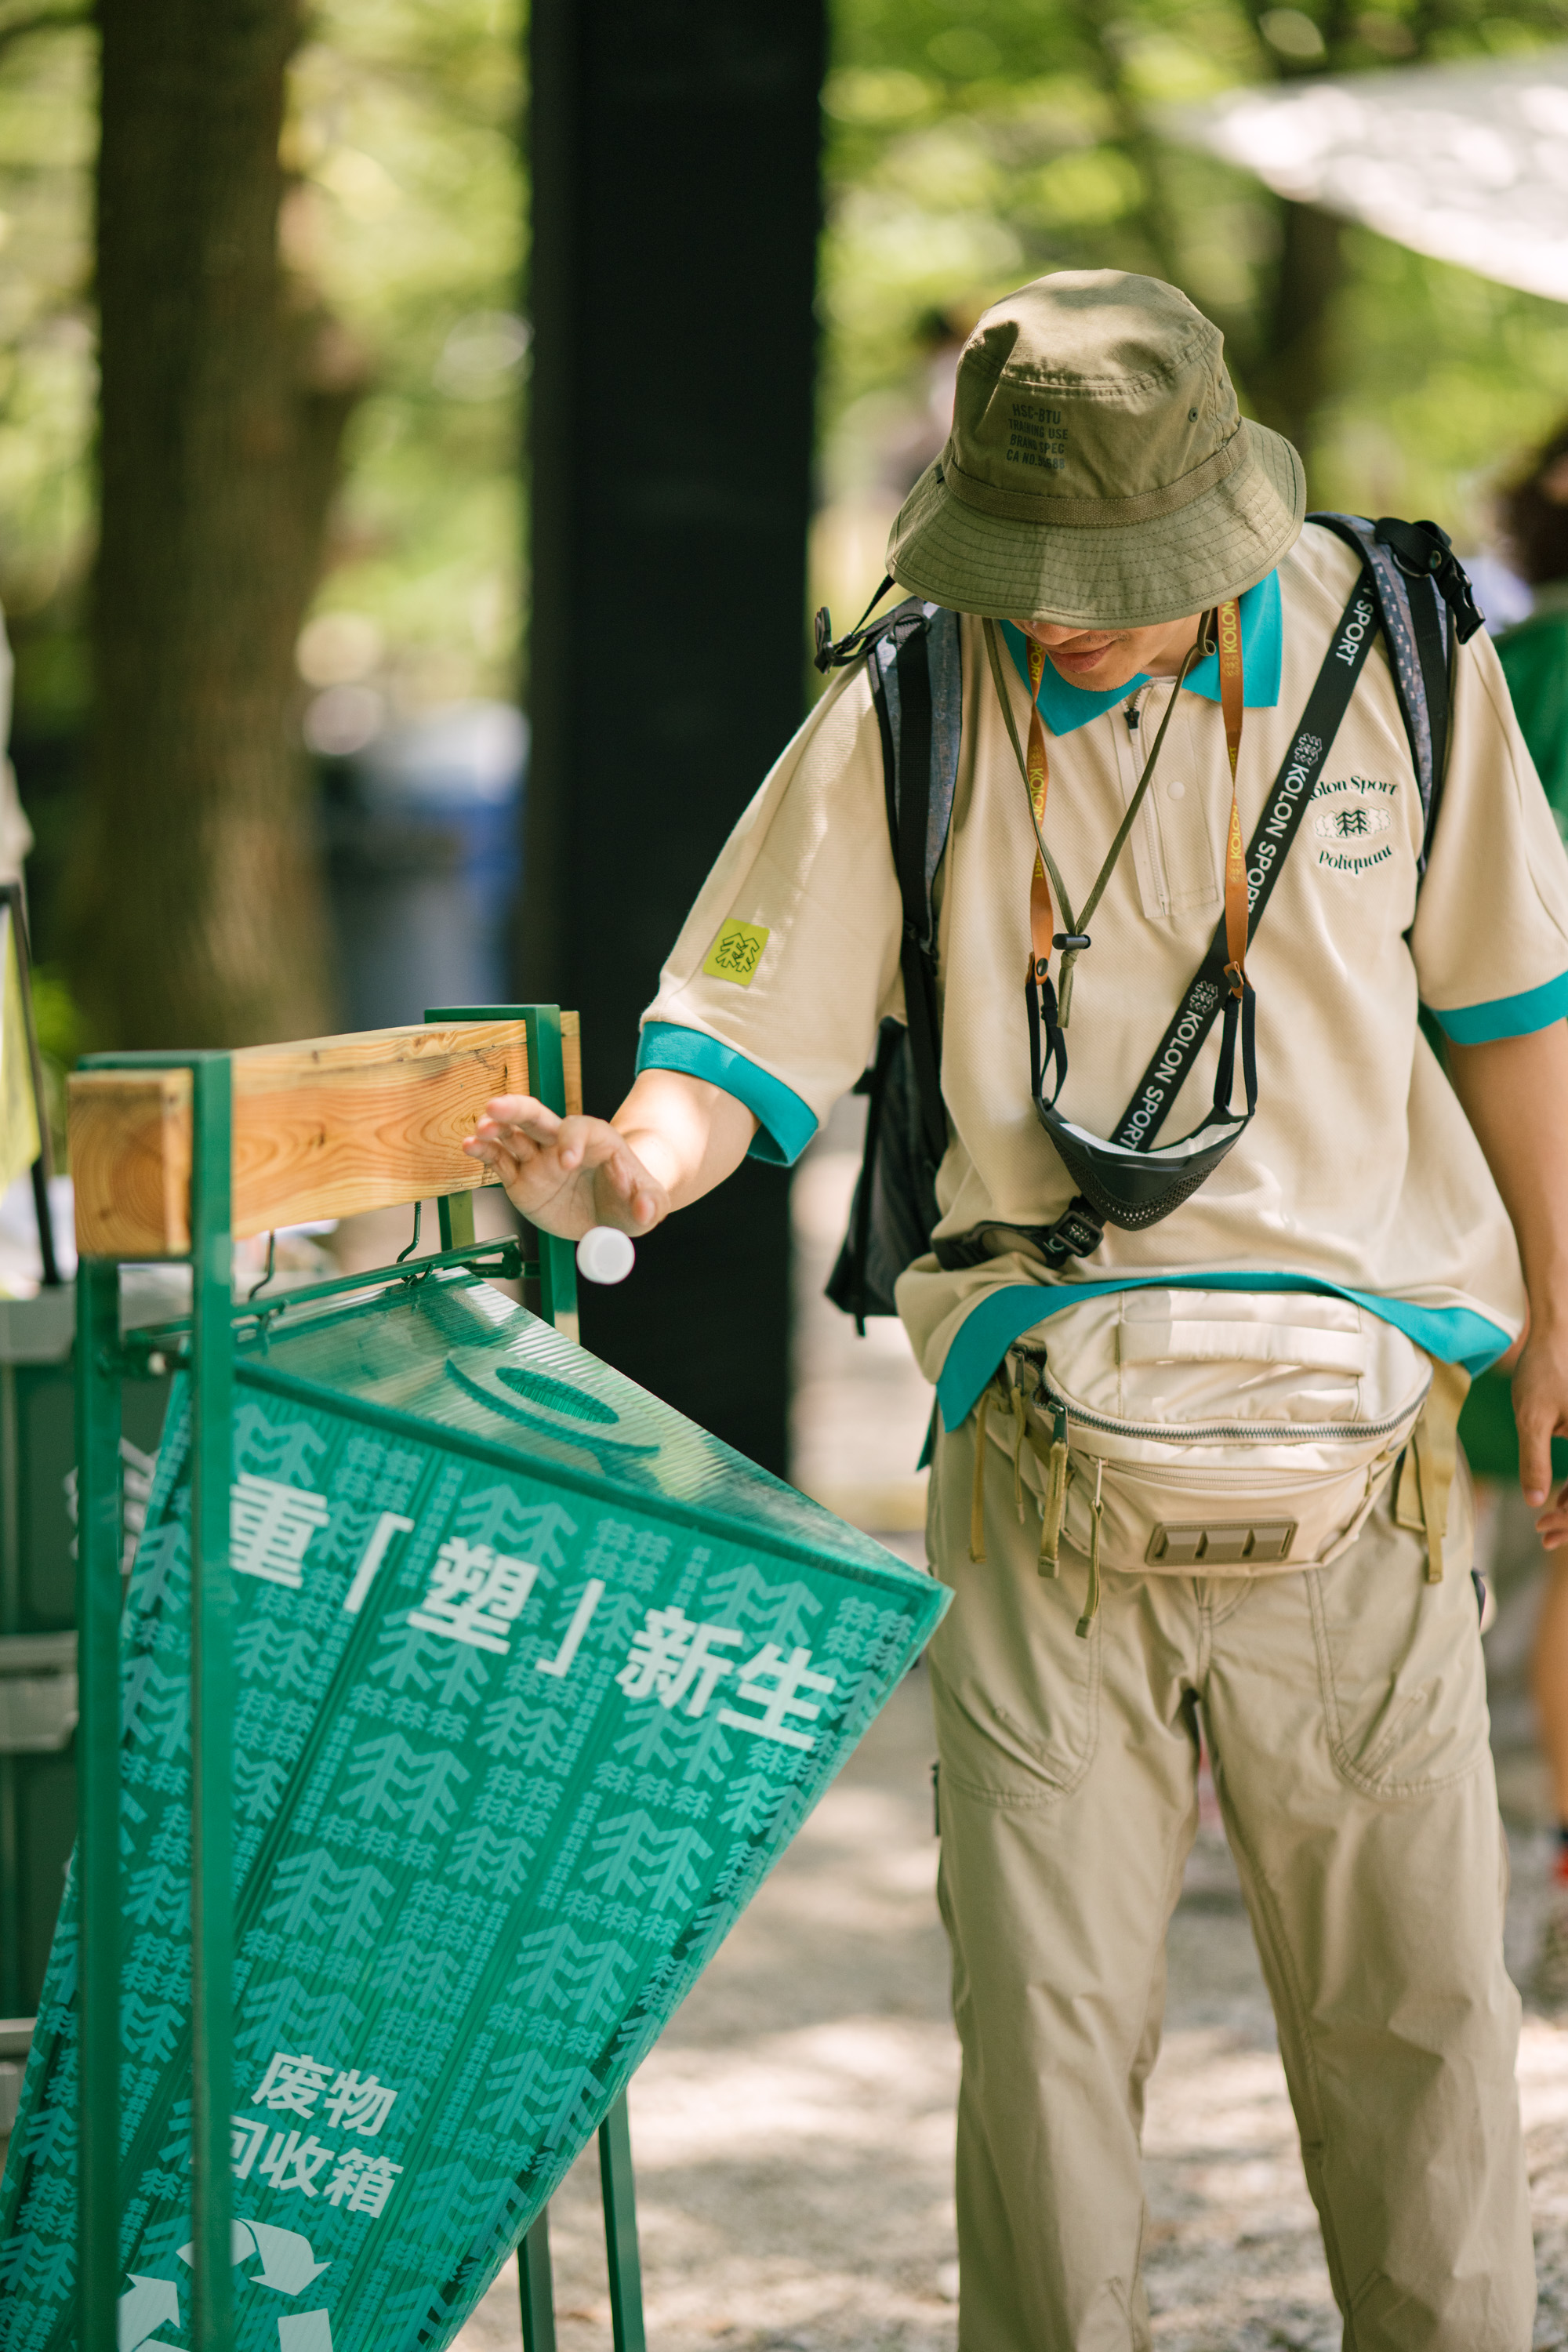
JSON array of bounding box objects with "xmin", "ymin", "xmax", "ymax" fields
[{"xmin": 927, "ymin": 1410, "xmax": 1534, "ymax": 2352}]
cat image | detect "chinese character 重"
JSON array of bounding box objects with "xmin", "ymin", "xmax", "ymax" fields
[{"xmin": 231, "ymin": 1475, "xmax": 332, "ymax": 1591}]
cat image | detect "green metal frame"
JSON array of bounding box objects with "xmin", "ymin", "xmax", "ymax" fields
[{"xmin": 72, "ymin": 1005, "xmax": 646, "ymax": 2351}]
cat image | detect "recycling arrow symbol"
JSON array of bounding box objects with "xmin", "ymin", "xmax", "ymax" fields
[
  {"xmin": 119, "ymin": 2220, "xmax": 334, "ymax": 2351},
  {"xmin": 177, "ymin": 2217, "xmax": 331, "ymax": 2296},
  {"xmin": 115, "ymin": 2274, "xmax": 180, "ymax": 2351}
]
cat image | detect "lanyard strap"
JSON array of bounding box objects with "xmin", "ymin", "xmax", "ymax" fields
[
  {"xmin": 1217, "ymin": 595, "xmax": 1247, "ymax": 996},
  {"xmin": 1113, "ymin": 566, "xmax": 1380, "ymax": 1152},
  {"xmin": 982, "ymin": 617, "xmax": 1211, "ymax": 1025}
]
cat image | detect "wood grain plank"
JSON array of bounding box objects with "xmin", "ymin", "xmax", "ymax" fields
[
  {"xmin": 67, "ymin": 1018, "xmax": 555, "ymax": 1258},
  {"xmin": 561, "ymin": 1009, "xmax": 583, "ymax": 1116},
  {"xmin": 70, "ymin": 1069, "xmax": 194, "ymax": 1257}
]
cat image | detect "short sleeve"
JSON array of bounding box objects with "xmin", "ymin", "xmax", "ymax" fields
[
  {"xmin": 1410, "ymin": 623, "xmax": 1568, "ymax": 1044},
  {"xmin": 637, "ymin": 662, "xmax": 906, "ymax": 1163}
]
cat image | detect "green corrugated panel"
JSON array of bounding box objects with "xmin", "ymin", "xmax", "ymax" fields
[{"xmin": 0, "ymin": 1271, "xmax": 946, "ymax": 2350}]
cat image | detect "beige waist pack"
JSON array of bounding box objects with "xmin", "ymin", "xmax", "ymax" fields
[{"xmin": 971, "ymin": 1288, "xmax": 1470, "ymax": 1628}]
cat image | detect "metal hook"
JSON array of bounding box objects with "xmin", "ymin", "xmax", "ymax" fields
[
  {"xmin": 246, "ymin": 1232, "xmax": 278, "ymax": 1302},
  {"xmin": 396, "ymin": 1200, "xmax": 424, "ymax": 1265}
]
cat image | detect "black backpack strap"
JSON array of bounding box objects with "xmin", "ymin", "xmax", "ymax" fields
[
  {"xmin": 863, "ymin": 602, "xmax": 963, "ymax": 1167},
  {"xmin": 1307, "ymin": 511, "xmax": 1483, "ymax": 869}
]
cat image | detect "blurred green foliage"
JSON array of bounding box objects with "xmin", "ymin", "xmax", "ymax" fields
[
  {"xmin": 2, "ymin": 0, "xmax": 1567, "ymax": 977},
  {"xmin": 0, "ymin": 0, "xmax": 523, "ymax": 758},
  {"xmin": 819, "ymin": 0, "xmax": 1568, "ymax": 536}
]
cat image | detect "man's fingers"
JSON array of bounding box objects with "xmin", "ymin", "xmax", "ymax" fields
[
  {"xmin": 470, "ymin": 1094, "xmax": 561, "ymax": 1149},
  {"xmin": 1518, "ymin": 1409, "xmax": 1557, "ymax": 1508}
]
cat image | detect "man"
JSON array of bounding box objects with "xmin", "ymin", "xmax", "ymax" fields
[{"xmin": 468, "ymin": 274, "xmax": 1568, "ymax": 2349}]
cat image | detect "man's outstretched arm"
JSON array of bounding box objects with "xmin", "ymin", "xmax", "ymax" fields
[
  {"xmin": 1448, "ymin": 1018, "xmax": 1568, "ymax": 1537},
  {"xmin": 463, "ymin": 1069, "xmax": 759, "ymax": 1243}
]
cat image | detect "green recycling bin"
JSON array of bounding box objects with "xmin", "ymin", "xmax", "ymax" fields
[
  {"xmin": 0, "ymin": 1267, "xmax": 946, "ymax": 2350},
  {"xmin": 0, "ymin": 1286, "xmax": 172, "ymax": 2016}
]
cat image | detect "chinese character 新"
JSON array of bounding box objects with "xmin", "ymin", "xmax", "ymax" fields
[
  {"xmin": 324, "ymin": 2147, "xmax": 404, "ymax": 2216},
  {"xmin": 408, "ymin": 1537, "xmax": 540, "ymax": 1654},
  {"xmin": 616, "ymin": 1606, "xmax": 742, "ymax": 1715},
  {"xmin": 324, "ymin": 2068, "xmax": 397, "ymax": 2136},
  {"xmin": 250, "ymin": 2049, "xmax": 334, "ymax": 2118},
  {"xmin": 717, "ymin": 1642, "xmax": 837, "ymax": 1751},
  {"xmin": 231, "ymin": 1475, "xmax": 332, "ymax": 1591}
]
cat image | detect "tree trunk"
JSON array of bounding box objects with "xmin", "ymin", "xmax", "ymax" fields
[
  {"xmin": 75, "ymin": 0, "xmax": 361, "ymax": 1050},
  {"xmin": 1245, "ymin": 198, "xmax": 1345, "ymax": 474}
]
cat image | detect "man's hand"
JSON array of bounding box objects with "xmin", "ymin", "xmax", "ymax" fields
[
  {"xmin": 1512, "ymin": 1314, "xmax": 1568, "ymax": 1544},
  {"xmin": 463, "ymin": 1067, "xmax": 758, "ymax": 1241},
  {"xmin": 1449, "ymin": 1022, "xmax": 1568, "ymax": 1542},
  {"xmin": 463, "ymin": 1097, "xmax": 668, "ymax": 1240}
]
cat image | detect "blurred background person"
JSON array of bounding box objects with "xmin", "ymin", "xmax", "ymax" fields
[{"xmin": 1463, "ymin": 418, "xmax": 1568, "ymax": 1998}]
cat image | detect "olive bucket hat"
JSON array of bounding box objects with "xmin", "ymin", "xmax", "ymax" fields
[{"xmin": 887, "ymin": 270, "xmax": 1305, "ymax": 628}]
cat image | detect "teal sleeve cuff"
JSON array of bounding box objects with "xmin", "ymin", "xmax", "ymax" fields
[
  {"xmin": 1428, "ymin": 969, "xmax": 1568, "ymax": 1045},
  {"xmin": 635, "ymin": 1023, "xmax": 818, "ymax": 1167}
]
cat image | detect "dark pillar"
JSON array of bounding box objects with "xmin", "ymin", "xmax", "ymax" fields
[{"xmin": 524, "ymin": 0, "xmax": 824, "ymax": 1475}]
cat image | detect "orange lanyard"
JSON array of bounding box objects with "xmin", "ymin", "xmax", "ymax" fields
[{"xmin": 1216, "ymin": 597, "xmax": 1247, "ymax": 996}]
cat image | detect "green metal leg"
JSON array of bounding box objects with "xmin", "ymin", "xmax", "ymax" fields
[
  {"xmin": 76, "ymin": 1257, "xmax": 122, "ymax": 2350},
  {"xmin": 189, "ymin": 1056, "xmax": 235, "ymax": 2350},
  {"xmin": 519, "ymin": 1006, "xmax": 580, "ymax": 1340},
  {"xmin": 430, "ymin": 1008, "xmax": 644, "ymax": 2350},
  {"xmin": 598, "ymin": 2093, "xmax": 648, "ymax": 2352},
  {"xmin": 518, "ymin": 2207, "xmax": 557, "ymax": 2352}
]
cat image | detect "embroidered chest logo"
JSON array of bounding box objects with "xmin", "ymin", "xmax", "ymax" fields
[{"xmin": 1310, "ymin": 775, "xmax": 1398, "ymax": 876}]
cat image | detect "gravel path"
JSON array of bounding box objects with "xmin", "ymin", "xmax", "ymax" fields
[{"xmin": 454, "ymin": 1663, "xmax": 1568, "ymax": 2352}]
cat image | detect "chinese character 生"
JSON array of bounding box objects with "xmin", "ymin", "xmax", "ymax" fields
[{"xmin": 717, "ymin": 1643, "xmax": 837, "ymax": 1751}]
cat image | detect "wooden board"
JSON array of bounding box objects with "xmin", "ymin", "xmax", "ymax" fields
[{"xmin": 69, "ymin": 1016, "xmax": 584, "ymax": 1258}]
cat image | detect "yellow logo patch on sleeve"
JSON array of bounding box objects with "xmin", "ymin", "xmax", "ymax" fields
[{"xmin": 702, "ymin": 918, "xmax": 770, "ymax": 987}]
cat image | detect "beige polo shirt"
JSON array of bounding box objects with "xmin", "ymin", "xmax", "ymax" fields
[{"xmin": 638, "ymin": 523, "xmax": 1568, "ymax": 1430}]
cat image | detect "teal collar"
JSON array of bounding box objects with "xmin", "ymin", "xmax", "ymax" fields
[{"xmin": 1001, "ymin": 571, "xmax": 1283, "ymax": 739}]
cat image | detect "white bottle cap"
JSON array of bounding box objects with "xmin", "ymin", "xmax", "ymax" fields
[{"xmin": 575, "ymin": 1225, "xmax": 636, "ymax": 1286}]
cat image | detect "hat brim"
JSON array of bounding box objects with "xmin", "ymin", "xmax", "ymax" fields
[{"xmin": 886, "ymin": 419, "xmax": 1305, "ymax": 628}]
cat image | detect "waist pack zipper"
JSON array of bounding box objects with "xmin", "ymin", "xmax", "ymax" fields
[{"xmin": 1025, "ymin": 1373, "xmax": 1430, "ymax": 1451}]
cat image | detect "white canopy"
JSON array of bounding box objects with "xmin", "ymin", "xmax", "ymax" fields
[{"xmin": 1170, "ymin": 47, "xmax": 1568, "ymax": 302}]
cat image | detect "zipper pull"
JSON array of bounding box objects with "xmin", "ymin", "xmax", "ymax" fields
[{"xmin": 1124, "ymin": 692, "xmax": 1142, "ymax": 733}]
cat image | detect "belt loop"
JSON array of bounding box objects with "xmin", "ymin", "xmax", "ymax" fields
[
  {"xmin": 970, "ymin": 1386, "xmax": 993, "ymax": 1563},
  {"xmin": 1038, "ymin": 1403, "xmax": 1068, "ymax": 1577},
  {"xmin": 1076, "ymin": 1457, "xmax": 1105, "ymax": 1637}
]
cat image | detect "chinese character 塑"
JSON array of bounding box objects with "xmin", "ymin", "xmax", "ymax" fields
[
  {"xmin": 257, "ymin": 2128, "xmax": 335, "ymax": 2197},
  {"xmin": 324, "ymin": 2068, "xmax": 397, "ymax": 2136},
  {"xmin": 323, "ymin": 2147, "xmax": 405, "ymax": 2216},
  {"xmin": 250, "ymin": 2049, "xmax": 333, "ymax": 2118},
  {"xmin": 717, "ymin": 1642, "xmax": 837, "ymax": 1751},
  {"xmin": 408, "ymin": 1537, "xmax": 540, "ymax": 1654},
  {"xmin": 616, "ymin": 1606, "xmax": 742, "ymax": 1715},
  {"xmin": 231, "ymin": 1475, "xmax": 332, "ymax": 1591}
]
